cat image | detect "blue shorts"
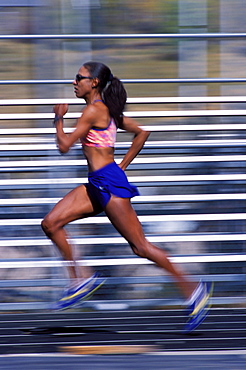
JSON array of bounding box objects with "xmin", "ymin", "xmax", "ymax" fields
[{"xmin": 85, "ymin": 161, "xmax": 139, "ymax": 208}]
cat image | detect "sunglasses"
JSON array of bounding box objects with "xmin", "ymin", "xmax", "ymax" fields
[{"xmin": 75, "ymin": 74, "xmax": 93, "ymax": 82}]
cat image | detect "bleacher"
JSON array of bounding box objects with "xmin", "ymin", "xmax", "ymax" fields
[{"xmin": 0, "ymin": 94, "xmax": 246, "ymax": 310}]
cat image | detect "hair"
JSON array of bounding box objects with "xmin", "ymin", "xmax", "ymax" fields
[{"xmin": 83, "ymin": 61, "xmax": 127, "ymax": 127}]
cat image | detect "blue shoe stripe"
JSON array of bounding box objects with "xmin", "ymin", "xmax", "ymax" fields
[{"xmin": 183, "ymin": 306, "xmax": 210, "ymax": 333}]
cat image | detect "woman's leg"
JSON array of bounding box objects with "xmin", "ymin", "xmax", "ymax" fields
[
  {"xmin": 105, "ymin": 196, "xmax": 196, "ymax": 299},
  {"xmin": 41, "ymin": 185, "xmax": 102, "ymax": 280}
]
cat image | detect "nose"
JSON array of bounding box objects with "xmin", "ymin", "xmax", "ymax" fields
[{"xmin": 73, "ymin": 78, "xmax": 77, "ymax": 85}]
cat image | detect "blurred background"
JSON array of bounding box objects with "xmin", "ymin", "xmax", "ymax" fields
[{"xmin": 0, "ymin": 0, "xmax": 246, "ymax": 310}]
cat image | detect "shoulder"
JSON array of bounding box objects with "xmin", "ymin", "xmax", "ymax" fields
[
  {"xmin": 77, "ymin": 104, "xmax": 99, "ymax": 126},
  {"xmin": 82, "ymin": 103, "xmax": 98, "ymax": 117},
  {"xmin": 83, "ymin": 101, "xmax": 108, "ymax": 118}
]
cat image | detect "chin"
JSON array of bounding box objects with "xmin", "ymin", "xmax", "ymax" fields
[{"xmin": 75, "ymin": 92, "xmax": 83, "ymax": 99}]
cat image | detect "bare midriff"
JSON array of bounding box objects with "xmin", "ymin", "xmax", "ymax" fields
[{"xmin": 82, "ymin": 145, "xmax": 115, "ymax": 172}]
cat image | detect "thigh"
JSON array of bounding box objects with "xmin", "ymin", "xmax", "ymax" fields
[
  {"xmin": 45, "ymin": 184, "xmax": 102, "ymax": 227},
  {"xmin": 104, "ymin": 196, "xmax": 145, "ymax": 244}
]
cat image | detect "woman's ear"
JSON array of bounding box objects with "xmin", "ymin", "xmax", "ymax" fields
[{"xmin": 92, "ymin": 77, "xmax": 99, "ymax": 89}]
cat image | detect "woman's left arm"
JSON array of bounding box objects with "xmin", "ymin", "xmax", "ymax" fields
[
  {"xmin": 118, "ymin": 116, "xmax": 150, "ymax": 171},
  {"xmin": 53, "ymin": 104, "xmax": 95, "ymax": 153}
]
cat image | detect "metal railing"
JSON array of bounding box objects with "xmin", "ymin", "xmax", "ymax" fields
[{"xmin": 1, "ymin": 33, "xmax": 246, "ymax": 86}]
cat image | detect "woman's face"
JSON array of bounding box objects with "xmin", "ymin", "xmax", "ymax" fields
[{"xmin": 73, "ymin": 66, "xmax": 94, "ymax": 99}]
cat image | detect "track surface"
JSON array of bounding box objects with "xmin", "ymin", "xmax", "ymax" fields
[{"xmin": 0, "ymin": 308, "xmax": 245, "ymax": 369}]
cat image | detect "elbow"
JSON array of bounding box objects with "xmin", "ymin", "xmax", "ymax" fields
[
  {"xmin": 134, "ymin": 130, "xmax": 150, "ymax": 144},
  {"xmin": 57, "ymin": 144, "xmax": 69, "ymax": 154},
  {"xmin": 142, "ymin": 130, "xmax": 150, "ymax": 141},
  {"xmin": 56, "ymin": 138, "xmax": 71, "ymax": 153}
]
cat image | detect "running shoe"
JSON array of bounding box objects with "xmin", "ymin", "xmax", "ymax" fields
[
  {"xmin": 52, "ymin": 272, "xmax": 106, "ymax": 310},
  {"xmin": 185, "ymin": 280, "xmax": 204, "ymax": 316},
  {"xmin": 183, "ymin": 281, "xmax": 214, "ymax": 334}
]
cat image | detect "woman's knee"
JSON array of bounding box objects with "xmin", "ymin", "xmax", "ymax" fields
[
  {"xmin": 41, "ymin": 214, "xmax": 58, "ymax": 236},
  {"xmin": 130, "ymin": 240, "xmax": 149, "ymax": 258}
]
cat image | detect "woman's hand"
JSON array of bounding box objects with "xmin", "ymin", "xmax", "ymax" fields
[{"xmin": 53, "ymin": 104, "xmax": 68, "ymax": 118}]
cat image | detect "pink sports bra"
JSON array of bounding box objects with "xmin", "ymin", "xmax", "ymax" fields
[{"xmin": 81, "ymin": 117, "xmax": 117, "ymax": 148}]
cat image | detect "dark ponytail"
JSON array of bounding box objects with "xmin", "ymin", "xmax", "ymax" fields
[{"xmin": 83, "ymin": 61, "xmax": 127, "ymax": 127}]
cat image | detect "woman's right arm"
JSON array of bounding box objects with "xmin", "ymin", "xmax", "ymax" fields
[{"xmin": 118, "ymin": 116, "xmax": 150, "ymax": 170}]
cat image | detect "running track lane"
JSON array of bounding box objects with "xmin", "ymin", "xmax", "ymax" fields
[{"xmin": 0, "ymin": 308, "xmax": 245, "ymax": 354}]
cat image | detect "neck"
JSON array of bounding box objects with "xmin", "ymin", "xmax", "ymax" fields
[{"xmin": 85, "ymin": 95, "xmax": 102, "ymax": 105}]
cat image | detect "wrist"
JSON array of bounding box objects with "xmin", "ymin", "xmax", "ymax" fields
[
  {"xmin": 53, "ymin": 115, "xmax": 63, "ymax": 125},
  {"xmin": 119, "ymin": 162, "xmax": 127, "ymax": 171}
]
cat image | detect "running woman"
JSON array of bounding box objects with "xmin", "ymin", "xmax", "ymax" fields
[{"xmin": 41, "ymin": 61, "xmax": 212, "ymax": 331}]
